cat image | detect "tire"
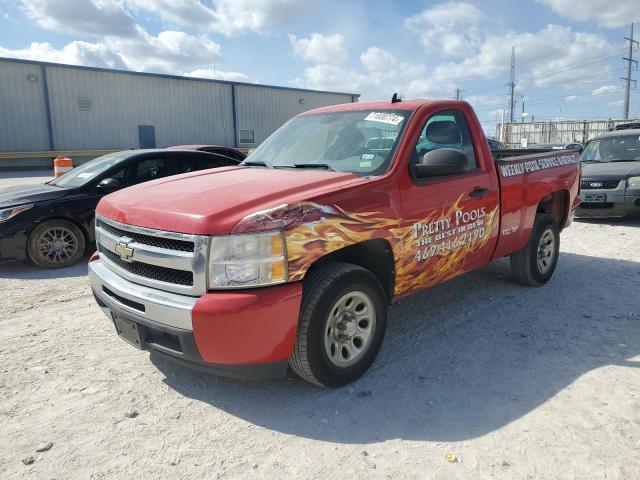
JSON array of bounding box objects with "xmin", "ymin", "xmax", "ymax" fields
[
  {"xmin": 289, "ymin": 263, "xmax": 387, "ymax": 388},
  {"xmin": 510, "ymin": 214, "xmax": 560, "ymax": 286},
  {"xmin": 27, "ymin": 219, "xmax": 86, "ymax": 269}
]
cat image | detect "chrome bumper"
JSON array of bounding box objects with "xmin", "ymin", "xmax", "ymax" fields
[{"xmin": 89, "ymin": 259, "xmax": 197, "ymax": 331}]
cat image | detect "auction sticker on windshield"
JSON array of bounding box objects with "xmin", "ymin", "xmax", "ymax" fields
[{"xmin": 364, "ymin": 112, "xmax": 404, "ymax": 126}]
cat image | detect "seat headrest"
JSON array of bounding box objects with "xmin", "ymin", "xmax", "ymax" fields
[{"xmin": 425, "ymin": 120, "xmax": 462, "ymax": 144}]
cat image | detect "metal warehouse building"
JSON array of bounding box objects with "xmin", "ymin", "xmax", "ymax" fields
[{"xmin": 0, "ymin": 58, "xmax": 358, "ymax": 168}]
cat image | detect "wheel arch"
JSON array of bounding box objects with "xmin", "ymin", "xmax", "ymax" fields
[
  {"xmin": 536, "ymin": 189, "xmax": 570, "ymax": 230},
  {"xmin": 302, "ymin": 239, "xmax": 396, "ymax": 304}
]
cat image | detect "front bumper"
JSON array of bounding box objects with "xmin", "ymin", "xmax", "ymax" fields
[
  {"xmin": 89, "ymin": 259, "xmax": 303, "ymax": 379},
  {"xmin": 576, "ymin": 187, "xmax": 640, "ymax": 218},
  {"xmin": 0, "ymin": 231, "xmax": 27, "ymax": 261}
]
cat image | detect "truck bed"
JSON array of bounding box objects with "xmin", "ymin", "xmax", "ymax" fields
[
  {"xmin": 491, "ymin": 148, "xmax": 581, "ymax": 260},
  {"xmin": 492, "ymin": 148, "xmax": 561, "ymax": 161}
]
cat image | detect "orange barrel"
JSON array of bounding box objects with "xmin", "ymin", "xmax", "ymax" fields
[{"xmin": 53, "ymin": 156, "xmax": 73, "ymax": 177}]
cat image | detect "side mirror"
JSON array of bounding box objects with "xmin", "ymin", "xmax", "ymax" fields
[
  {"xmin": 96, "ymin": 178, "xmax": 122, "ymax": 193},
  {"xmin": 412, "ymin": 149, "xmax": 469, "ymax": 178}
]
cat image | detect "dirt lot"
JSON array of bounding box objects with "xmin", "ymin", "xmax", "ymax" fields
[{"xmin": 1, "ymin": 173, "xmax": 640, "ymax": 479}]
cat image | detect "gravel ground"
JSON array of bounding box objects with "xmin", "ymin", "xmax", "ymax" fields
[{"xmin": 1, "ymin": 173, "xmax": 640, "ymax": 479}]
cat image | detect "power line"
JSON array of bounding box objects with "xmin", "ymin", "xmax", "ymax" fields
[
  {"xmin": 466, "ymin": 48, "xmax": 626, "ymax": 98},
  {"xmin": 517, "ymin": 67, "xmax": 626, "ymax": 96},
  {"xmin": 516, "ymin": 49, "xmax": 626, "ymax": 83}
]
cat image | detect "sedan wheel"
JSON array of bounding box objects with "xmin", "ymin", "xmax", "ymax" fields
[{"xmin": 28, "ymin": 220, "xmax": 86, "ymax": 269}]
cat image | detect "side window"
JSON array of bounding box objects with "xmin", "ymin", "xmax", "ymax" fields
[
  {"xmin": 227, "ymin": 150, "xmax": 246, "ymax": 161},
  {"xmin": 175, "ymin": 155, "xmax": 221, "ymax": 174},
  {"xmin": 413, "ymin": 109, "xmax": 477, "ymax": 171},
  {"xmin": 132, "ymin": 158, "xmax": 167, "ymax": 184},
  {"xmin": 110, "ymin": 167, "xmax": 127, "ymax": 180}
]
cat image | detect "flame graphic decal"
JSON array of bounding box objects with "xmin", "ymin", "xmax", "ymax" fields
[{"xmin": 284, "ymin": 198, "xmax": 498, "ymax": 296}]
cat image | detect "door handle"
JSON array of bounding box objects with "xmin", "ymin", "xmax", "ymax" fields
[{"xmin": 469, "ymin": 187, "xmax": 489, "ymax": 198}]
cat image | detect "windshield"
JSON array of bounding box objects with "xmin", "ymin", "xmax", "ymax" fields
[
  {"xmin": 243, "ymin": 109, "xmax": 410, "ymax": 175},
  {"xmin": 50, "ymin": 151, "xmax": 136, "ymax": 188},
  {"xmin": 581, "ymin": 135, "xmax": 640, "ymax": 162}
]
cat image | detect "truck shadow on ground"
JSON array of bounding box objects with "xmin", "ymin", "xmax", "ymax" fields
[{"xmin": 154, "ymin": 252, "xmax": 640, "ymax": 443}]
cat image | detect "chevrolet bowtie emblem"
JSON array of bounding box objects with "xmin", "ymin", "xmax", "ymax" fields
[{"xmin": 114, "ymin": 240, "xmax": 134, "ymax": 262}]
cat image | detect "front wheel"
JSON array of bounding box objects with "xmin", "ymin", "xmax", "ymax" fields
[
  {"xmin": 27, "ymin": 219, "xmax": 86, "ymax": 269},
  {"xmin": 289, "ymin": 263, "xmax": 387, "ymax": 388},
  {"xmin": 510, "ymin": 214, "xmax": 560, "ymax": 286}
]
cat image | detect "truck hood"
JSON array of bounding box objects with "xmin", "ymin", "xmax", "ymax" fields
[
  {"xmin": 96, "ymin": 166, "xmax": 366, "ymax": 234},
  {"xmin": 0, "ymin": 183, "xmax": 68, "ymax": 208},
  {"xmin": 581, "ymin": 161, "xmax": 640, "ymax": 178}
]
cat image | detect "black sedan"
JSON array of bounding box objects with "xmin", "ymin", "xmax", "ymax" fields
[{"xmin": 0, "ymin": 149, "xmax": 238, "ymax": 268}]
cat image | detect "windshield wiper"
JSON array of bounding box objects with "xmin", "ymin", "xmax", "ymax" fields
[
  {"xmin": 609, "ymin": 159, "xmax": 639, "ymax": 162},
  {"xmin": 241, "ymin": 160, "xmax": 271, "ymax": 167},
  {"xmin": 292, "ymin": 163, "xmax": 337, "ymax": 171}
]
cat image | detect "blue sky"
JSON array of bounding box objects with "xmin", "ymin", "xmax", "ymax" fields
[{"xmin": 1, "ymin": 0, "xmax": 639, "ymax": 134}]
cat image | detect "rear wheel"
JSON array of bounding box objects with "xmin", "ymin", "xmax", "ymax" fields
[
  {"xmin": 27, "ymin": 219, "xmax": 86, "ymax": 269},
  {"xmin": 510, "ymin": 214, "xmax": 559, "ymax": 286},
  {"xmin": 289, "ymin": 263, "xmax": 387, "ymax": 388}
]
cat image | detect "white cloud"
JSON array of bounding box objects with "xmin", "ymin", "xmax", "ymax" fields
[
  {"xmin": 360, "ymin": 47, "xmax": 396, "ymax": 72},
  {"xmin": 466, "ymin": 95, "xmax": 504, "ymax": 107},
  {"xmin": 0, "ymin": 28, "xmax": 222, "ymax": 73},
  {"xmin": 127, "ymin": 0, "xmax": 315, "ymax": 35},
  {"xmin": 431, "ymin": 25, "xmax": 612, "ymax": 88},
  {"xmin": 292, "ymin": 58, "xmax": 446, "ymax": 100},
  {"xmin": 22, "ymin": 0, "xmax": 314, "ymax": 38},
  {"xmin": 21, "ymin": 0, "xmax": 138, "ymax": 37},
  {"xmin": 565, "ymin": 95, "xmax": 578, "ymax": 102},
  {"xmin": 289, "ymin": 33, "xmax": 348, "ymax": 64},
  {"xmin": 185, "ymin": 68, "xmax": 250, "ymax": 82},
  {"xmin": 114, "ymin": 29, "xmax": 221, "ymax": 71},
  {"xmin": 0, "ymin": 41, "xmax": 127, "ymax": 69},
  {"xmin": 606, "ymin": 99, "xmax": 624, "ymax": 107},
  {"xmin": 404, "ymin": 2, "xmax": 488, "ymax": 57},
  {"xmin": 294, "ymin": 64, "xmax": 373, "ymax": 93},
  {"xmin": 592, "ymin": 85, "xmax": 621, "ymax": 96},
  {"xmin": 536, "ymin": 0, "xmax": 640, "ymax": 28}
]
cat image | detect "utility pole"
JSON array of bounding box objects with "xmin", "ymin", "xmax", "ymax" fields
[
  {"xmin": 622, "ymin": 23, "xmax": 638, "ymax": 119},
  {"xmin": 508, "ymin": 46, "xmax": 516, "ymax": 123},
  {"xmin": 455, "ymin": 88, "xmax": 463, "ymax": 100}
]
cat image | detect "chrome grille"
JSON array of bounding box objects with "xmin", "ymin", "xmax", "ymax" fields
[
  {"xmin": 96, "ymin": 219, "xmax": 195, "ymax": 252},
  {"xmin": 95, "ymin": 215, "xmax": 209, "ymax": 296},
  {"xmin": 99, "ymin": 248, "xmax": 194, "ymax": 286},
  {"xmin": 581, "ymin": 179, "xmax": 621, "ymax": 190}
]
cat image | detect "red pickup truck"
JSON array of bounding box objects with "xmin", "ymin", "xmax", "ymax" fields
[{"xmin": 89, "ymin": 99, "xmax": 581, "ymax": 387}]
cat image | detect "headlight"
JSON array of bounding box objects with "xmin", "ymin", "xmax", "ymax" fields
[
  {"xmin": 628, "ymin": 176, "xmax": 640, "ymax": 188},
  {"xmin": 208, "ymin": 231, "xmax": 286, "ymax": 288},
  {"xmin": 0, "ymin": 204, "xmax": 33, "ymax": 222}
]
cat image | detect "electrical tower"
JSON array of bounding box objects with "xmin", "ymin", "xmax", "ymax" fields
[
  {"xmin": 455, "ymin": 88, "xmax": 464, "ymax": 100},
  {"xmin": 622, "ymin": 23, "xmax": 638, "ymax": 119},
  {"xmin": 508, "ymin": 47, "xmax": 516, "ymax": 123}
]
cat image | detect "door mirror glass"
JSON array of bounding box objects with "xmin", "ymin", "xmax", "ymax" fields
[
  {"xmin": 96, "ymin": 177, "xmax": 122, "ymax": 193},
  {"xmin": 412, "ymin": 149, "xmax": 469, "ymax": 178}
]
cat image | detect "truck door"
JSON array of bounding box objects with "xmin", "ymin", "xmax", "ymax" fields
[{"xmin": 397, "ymin": 107, "xmax": 500, "ymax": 294}]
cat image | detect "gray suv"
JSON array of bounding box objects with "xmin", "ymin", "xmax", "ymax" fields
[{"xmin": 577, "ymin": 129, "xmax": 640, "ymax": 218}]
